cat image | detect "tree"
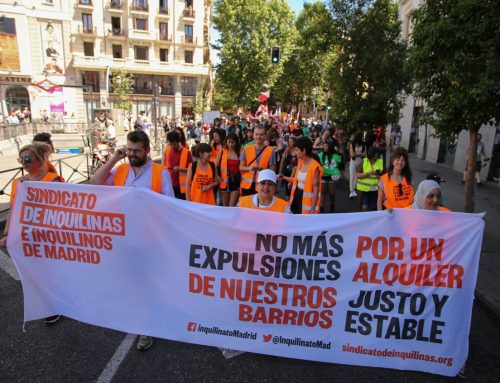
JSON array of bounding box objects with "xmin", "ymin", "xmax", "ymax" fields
[
  {"xmin": 407, "ymin": 0, "xmax": 500, "ymax": 212},
  {"xmin": 328, "ymin": 0, "xmax": 409, "ymax": 135},
  {"xmin": 213, "ymin": 0, "xmax": 296, "ymax": 109},
  {"xmin": 111, "ymin": 69, "xmax": 134, "ymax": 111},
  {"xmin": 190, "ymin": 80, "xmax": 210, "ymax": 115},
  {"xmin": 273, "ymin": 1, "xmax": 335, "ymax": 111}
]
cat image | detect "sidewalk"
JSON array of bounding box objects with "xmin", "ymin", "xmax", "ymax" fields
[{"xmin": 408, "ymin": 154, "xmax": 500, "ymax": 318}]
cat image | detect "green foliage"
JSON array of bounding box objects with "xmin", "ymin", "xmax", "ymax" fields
[
  {"xmin": 112, "ymin": 68, "xmax": 134, "ymax": 111},
  {"xmin": 407, "ymin": 0, "xmax": 500, "ymax": 138},
  {"xmin": 329, "ymin": 0, "xmax": 409, "ymax": 135},
  {"xmin": 190, "ymin": 80, "xmax": 210, "ymax": 115},
  {"xmin": 213, "ymin": 0, "xmax": 296, "ymax": 108},
  {"xmin": 273, "ymin": 1, "xmax": 335, "ymax": 107}
]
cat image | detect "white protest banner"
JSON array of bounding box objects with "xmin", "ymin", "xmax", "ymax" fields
[
  {"xmin": 7, "ymin": 182, "xmax": 484, "ymax": 377},
  {"xmin": 202, "ymin": 111, "xmax": 221, "ymax": 124}
]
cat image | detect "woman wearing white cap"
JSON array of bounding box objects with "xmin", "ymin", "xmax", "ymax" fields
[{"xmin": 238, "ymin": 169, "xmax": 290, "ymax": 213}]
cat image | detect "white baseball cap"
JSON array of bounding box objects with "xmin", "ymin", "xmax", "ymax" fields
[{"xmin": 257, "ymin": 169, "xmax": 277, "ymax": 184}]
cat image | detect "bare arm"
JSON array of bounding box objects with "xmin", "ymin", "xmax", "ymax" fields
[
  {"xmin": 377, "ymin": 188, "xmax": 385, "ymax": 211},
  {"xmin": 90, "ymin": 148, "xmax": 127, "ymax": 185}
]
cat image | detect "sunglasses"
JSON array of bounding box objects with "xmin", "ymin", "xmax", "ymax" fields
[{"xmin": 17, "ymin": 156, "xmax": 33, "ymax": 164}]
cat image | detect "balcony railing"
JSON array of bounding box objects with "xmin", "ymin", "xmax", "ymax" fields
[
  {"xmin": 77, "ymin": 25, "xmax": 98, "ymax": 35},
  {"xmin": 181, "ymin": 36, "xmax": 197, "ymax": 44},
  {"xmin": 108, "ymin": 0, "xmax": 123, "ymax": 10},
  {"xmin": 157, "ymin": 33, "xmax": 172, "ymax": 42},
  {"xmin": 77, "ymin": 0, "xmax": 93, "ymax": 7},
  {"xmin": 158, "ymin": 7, "xmax": 169, "ymax": 15},
  {"xmin": 182, "ymin": 8, "xmax": 195, "ymax": 18},
  {"xmin": 131, "ymin": 1, "xmax": 149, "ymax": 12},
  {"xmin": 129, "ymin": 29, "xmax": 152, "ymax": 40},
  {"xmin": 109, "ymin": 28, "xmax": 126, "ymax": 37}
]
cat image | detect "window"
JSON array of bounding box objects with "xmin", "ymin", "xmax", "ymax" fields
[
  {"xmin": 160, "ymin": 76, "xmax": 174, "ymax": 95},
  {"xmin": 184, "ymin": 50, "xmax": 193, "ymax": 64},
  {"xmin": 80, "ymin": 0, "xmax": 92, "ymax": 4},
  {"xmin": 82, "ymin": 71, "xmax": 100, "ymax": 92},
  {"xmin": 159, "ymin": 0, "xmax": 168, "ymax": 14},
  {"xmin": 134, "ymin": 75, "xmax": 153, "ymax": 94},
  {"xmin": 112, "ymin": 44, "xmax": 122, "ymax": 59},
  {"xmin": 134, "ymin": 18, "xmax": 147, "ymax": 31},
  {"xmin": 160, "ymin": 48, "xmax": 168, "ymax": 62},
  {"xmin": 82, "ymin": 14, "xmax": 93, "ymax": 33},
  {"xmin": 83, "ymin": 42, "xmax": 94, "ymax": 56},
  {"xmin": 132, "ymin": 0, "xmax": 148, "ymax": 11},
  {"xmin": 159, "ymin": 22, "xmax": 168, "ymax": 40},
  {"xmin": 184, "ymin": 25, "xmax": 193, "ymax": 43},
  {"xmin": 134, "ymin": 46, "xmax": 149, "ymax": 60},
  {"xmin": 180, "ymin": 76, "xmax": 197, "ymax": 96},
  {"xmin": 111, "ymin": 17, "xmax": 121, "ymax": 35}
]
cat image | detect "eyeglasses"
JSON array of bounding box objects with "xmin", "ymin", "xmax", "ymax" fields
[
  {"xmin": 17, "ymin": 156, "xmax": 32, "ymax": 164},
  {"xmin": 259, "ymin": 181, "xmax": 276, "ymax": 186}
]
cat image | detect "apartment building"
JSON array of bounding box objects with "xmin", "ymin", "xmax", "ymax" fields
[
  {"xmin": 0, "ymin": 0, "xmax": 212, "ymax": 123},
  {"xmin": 397, "ymin": 0, "xmax": 496, "ymax": 179},
  {"xmin": 0, "ymin": 0, "xmax": 83, "ymax": 122},
  {"xmin": 72, "ymin": 0, "xmax": 212, "ymax": 121}
]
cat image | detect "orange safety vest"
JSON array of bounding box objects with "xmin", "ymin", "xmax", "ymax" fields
[
  {"xmin": 239, "ymin": 195, "xmax": 289, "ymax": 213},
  {"xmin": 210, "ymin": 145, "xmax": 221, "ymax": 164},
  {"xmin": 380, "ymin": 173, "xmax": 414, "ymax": 208},
  {"xmin": 10, "ymin": 172, "xmax": 60, "ymax": 207},
  {"xmin": 240, "ymin": 145, "xmax": 273, "ymax": 189},
  {"xmin": 162, "ymin": 144, "xmax": 172, "ymax": 169},
  {"xmin": 113, "ymin": 162, "xmax": 163, "ymax": 193},
  {"xmin": 290, "ymin": 159, "xmax": 323, "ymax": 214},
  {"xmin": 189, "ymin": 161, "xmax": 216, "ymax": 205},
  {"xmin": 405, "ymin": 205, "xmax": 451, "ymax": 211}
]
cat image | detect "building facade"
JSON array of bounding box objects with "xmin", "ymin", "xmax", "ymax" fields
[
  {"xmin": 0, "ymin": 0, "xmax": 212, "ymax": 123},
  {"xmin": 397, "ymin": 0, "xmax": 497, "ymax": 180}
]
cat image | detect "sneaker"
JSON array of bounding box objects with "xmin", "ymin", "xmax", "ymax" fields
[
  {"xmin": 349, "ymin": 191, "xmax": 357, "ymax": 199},
  {"xmin": 44, "ymin": 315, "xmax": 61, "ymax": 325},
  {"xmin": 137, "ymin": 335, "xmax": 153, "ymax": 351}
]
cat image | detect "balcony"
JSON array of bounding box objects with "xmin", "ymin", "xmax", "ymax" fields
[
  {"xmin": 129, "ymin": 29, "xmax": 153, "ymax": 40},
  {"xmin": 73, "ymin": 55, "xmax": 108, "ymax": 69},
  {"xmin": 108, "ymin": 28, "xmax": 127, "ymax": 39},
  {"xmin": 157, "ymin": 33, "xmax": 172, "ymax": 44},
  {"xmin": 181, "ymin": 36, "xmax": 198, "ymax": 45},
  {"xmin": 182, "ymin": 8, "xmax": 195, "ymax": 19},
  {"xmin": 76, "ymin": 0, "xmax": 93, "ymax": 10},
  {"xmin": 130, "ymin": 1, "xmax": 149, "ymax": 13},
  {"xmin": 108, "ymin": 0, "xmax": 123, "ymax": 12},
  {"xmin": 157, "ymin": 7, "xmax": 169, "ymax": 18},
  {"xmin": 74, "ymin": 25, "xmax": 98, "ymax": 36}
]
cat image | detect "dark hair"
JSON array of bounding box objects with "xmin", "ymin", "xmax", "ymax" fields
[
  {"xmin": 322, "ymin": 140, "xmax": 335, "ymax": 163},
  {"xmin": 210, "ymin": 128, "xmax": 226, "ymax": 149},
  {"xmin": 390, "ymin": 147, "xmax": 412, "ymax": 184},
  {"xmin": 33, "ymin": 132, "xmax": 54, "ymax": 151},
  {"xmin": 295, "ymin": 136, "xmax": 313, "ymax": 157},
  {"xmin": 224, "ymin": 132, "xmax": 241, "ymax": 156},
  {"xmin": 127, "ymin": 130, "xmax": 150, "ymax": 149},
  {"xmin": 175, "ymin": 127, "xmax": 187, "ymax": 147},
  {"xmin": 197, "ymin": 143, "xmax": 212, "ymax": 156},
  {"xmin": 166, "ymin": 130, "xmax": 180, "ymax": 143},
  {"xmin": 213, "ymin": 117, "xmax": 221, "ymax": 127},
  {"xmin": 352, "ymin": 131, "xmax": 364, "ymax": 146}
]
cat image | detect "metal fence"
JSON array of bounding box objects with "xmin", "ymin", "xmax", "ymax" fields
[{"xmin": 0, "ymin": 122, "xmax": 91, "ymax": 140}]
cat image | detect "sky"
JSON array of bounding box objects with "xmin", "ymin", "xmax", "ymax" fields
[{"xmin": 210, "ymin": 0, "xmax": 309, "ymax": 66}]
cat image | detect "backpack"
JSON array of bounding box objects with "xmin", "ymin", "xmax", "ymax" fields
[{"xmin": 189, "ymin": 128, "xmax": 197, "ymax": 139}]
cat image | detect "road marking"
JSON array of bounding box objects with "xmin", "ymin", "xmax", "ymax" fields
[
  {"xmin": 0, "ymin": 248, "xmax": 20, "ymax": 280},
  {"xmin": 96, "ymin": 333, "xmax": 137, "ymax": 383}
]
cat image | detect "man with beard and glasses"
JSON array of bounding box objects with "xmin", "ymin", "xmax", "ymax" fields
[{"xmin": 90, "ymin": 130, "xmax": 174, "ymax": 351}]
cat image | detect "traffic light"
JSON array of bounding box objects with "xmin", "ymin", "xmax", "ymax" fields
[
  {"xmin": 326, "ymin": 98, "xmax": 332, "ymax": 110},
  {"xmin": 271, "ymin": 47, "xmax": 280, "ymax": 64}
]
